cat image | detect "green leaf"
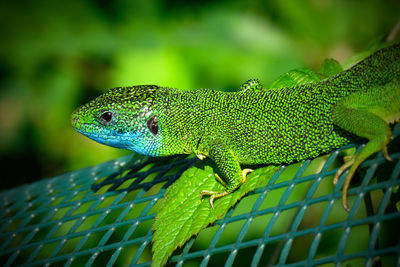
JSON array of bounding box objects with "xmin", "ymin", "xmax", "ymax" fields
[
  {"xmin": 318, "ymin": 58, "xmax": 343, "ymax": 77},
  {"xmin": 151, "ymin": 161, "xmax": 277, "ymax": 267},
  {"xmin": 268, "ymin": 67, "xmax": 320, "ymax": 88},
  {"xmin": 341, "ymin": 42, "xmax": 393, "ymax": 70}
]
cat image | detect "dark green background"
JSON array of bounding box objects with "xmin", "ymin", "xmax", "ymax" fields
[{"xmin": 0, "ymin": 0, "xmax": 399, "ymax": 189}]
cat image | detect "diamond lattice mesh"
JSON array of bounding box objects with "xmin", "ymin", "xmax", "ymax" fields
[{"xmin": 1, "ymin": 122, "xmax": 399, "ymax": 266}]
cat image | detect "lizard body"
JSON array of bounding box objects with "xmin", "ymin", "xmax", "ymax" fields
[{"xmin": 71, "ymin": 43, "xmax": 400, "ymax": 211}]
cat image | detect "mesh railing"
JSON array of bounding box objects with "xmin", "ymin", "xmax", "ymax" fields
[{"xmin": 1, "ymin": 122, "xmax": 399, "ymax": 266}]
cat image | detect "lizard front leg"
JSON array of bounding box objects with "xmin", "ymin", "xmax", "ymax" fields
[{"xmin": 199, "ymin": 139, "xmax": 253, "ymax": 208}]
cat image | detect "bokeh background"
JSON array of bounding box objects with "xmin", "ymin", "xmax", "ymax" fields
[{"xmin": 0, "ymin": 0, "xmax": 399, "ymax": 190}]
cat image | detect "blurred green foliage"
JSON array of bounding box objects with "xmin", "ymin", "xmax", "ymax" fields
[{"xmin": 0, "ymin": 0, "xmax": 399, "ymax": 189}]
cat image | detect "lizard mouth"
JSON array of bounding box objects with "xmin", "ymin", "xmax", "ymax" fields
[
  {"xmin": 71, "ymin": 118, "xmax": 142, "ymax": 150},
  {"xmin": 73, "ymin": 126, "xmax": 130, "ymax": 149}
]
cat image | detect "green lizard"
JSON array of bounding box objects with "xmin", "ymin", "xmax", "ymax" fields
[{"xmin": 71, "ymin": 43, "xmax": 400, "ymax": 211}]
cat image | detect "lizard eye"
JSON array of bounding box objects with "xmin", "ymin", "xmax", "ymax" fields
[
  {"xmin": 99, "ymin": 111, "xmax": 113, "ymax": 123},
  {"xmin": 147, "ymin": 116, "xmax": 158, "ymax": 135}
]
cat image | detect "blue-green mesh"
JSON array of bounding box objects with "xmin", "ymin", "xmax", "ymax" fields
[{"xmin": 1, "ymin": 122, "xmax": 399, "ymax": 266}]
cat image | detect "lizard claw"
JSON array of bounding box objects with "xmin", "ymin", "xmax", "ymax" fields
[
  {"xmin": 383, "ymin": 146, "xmax": 392, "ymax": 161},
  {"xmin": 196, "ymin": 154, "xmax": 206, "ymax": 160},
  {"xmin": 333, "ymin": 157, "xmax": 354, "ymax": 186},
  {"xmin": 242, "ymin": 168, "xmax": 253, "ymax": 182},
  {"xmin": 209, "ymin": 195, "xmax": 215, "ymax": 209}
]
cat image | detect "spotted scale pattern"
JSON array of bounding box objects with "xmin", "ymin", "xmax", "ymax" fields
[{"xmin": 71, "ymin": 43, "xmax": 400, "ymax": 204}]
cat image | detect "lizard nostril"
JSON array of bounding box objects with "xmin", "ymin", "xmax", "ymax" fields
[{"xmin": 71, "ymin": 112, "xmax": 79, "ymax": 126}]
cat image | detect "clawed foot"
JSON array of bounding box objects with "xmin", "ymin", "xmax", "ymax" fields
[
  {"xmin": 199, "ymin": 190, "xmax": 228, "ymax": 209},
  {"xmin": 200, "ymin": 168, "xmax": 254, "ymax": 208},
  {"xmin": 333, "ymin": 154, "xmax": 357, "ymax": 212},
  {"xmin": 334, "ymin": 145, "xmax": 391, "ymax": 212}
]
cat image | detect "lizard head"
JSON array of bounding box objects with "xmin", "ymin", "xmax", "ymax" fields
[{"xmin": 71, "ymin": 85, "xmax": 162, "ymax": 156}]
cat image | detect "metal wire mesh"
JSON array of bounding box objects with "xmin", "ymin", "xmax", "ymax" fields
[{"xmin": 1, "ymin": 122, "xmax": 399, "ymax": 266}]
